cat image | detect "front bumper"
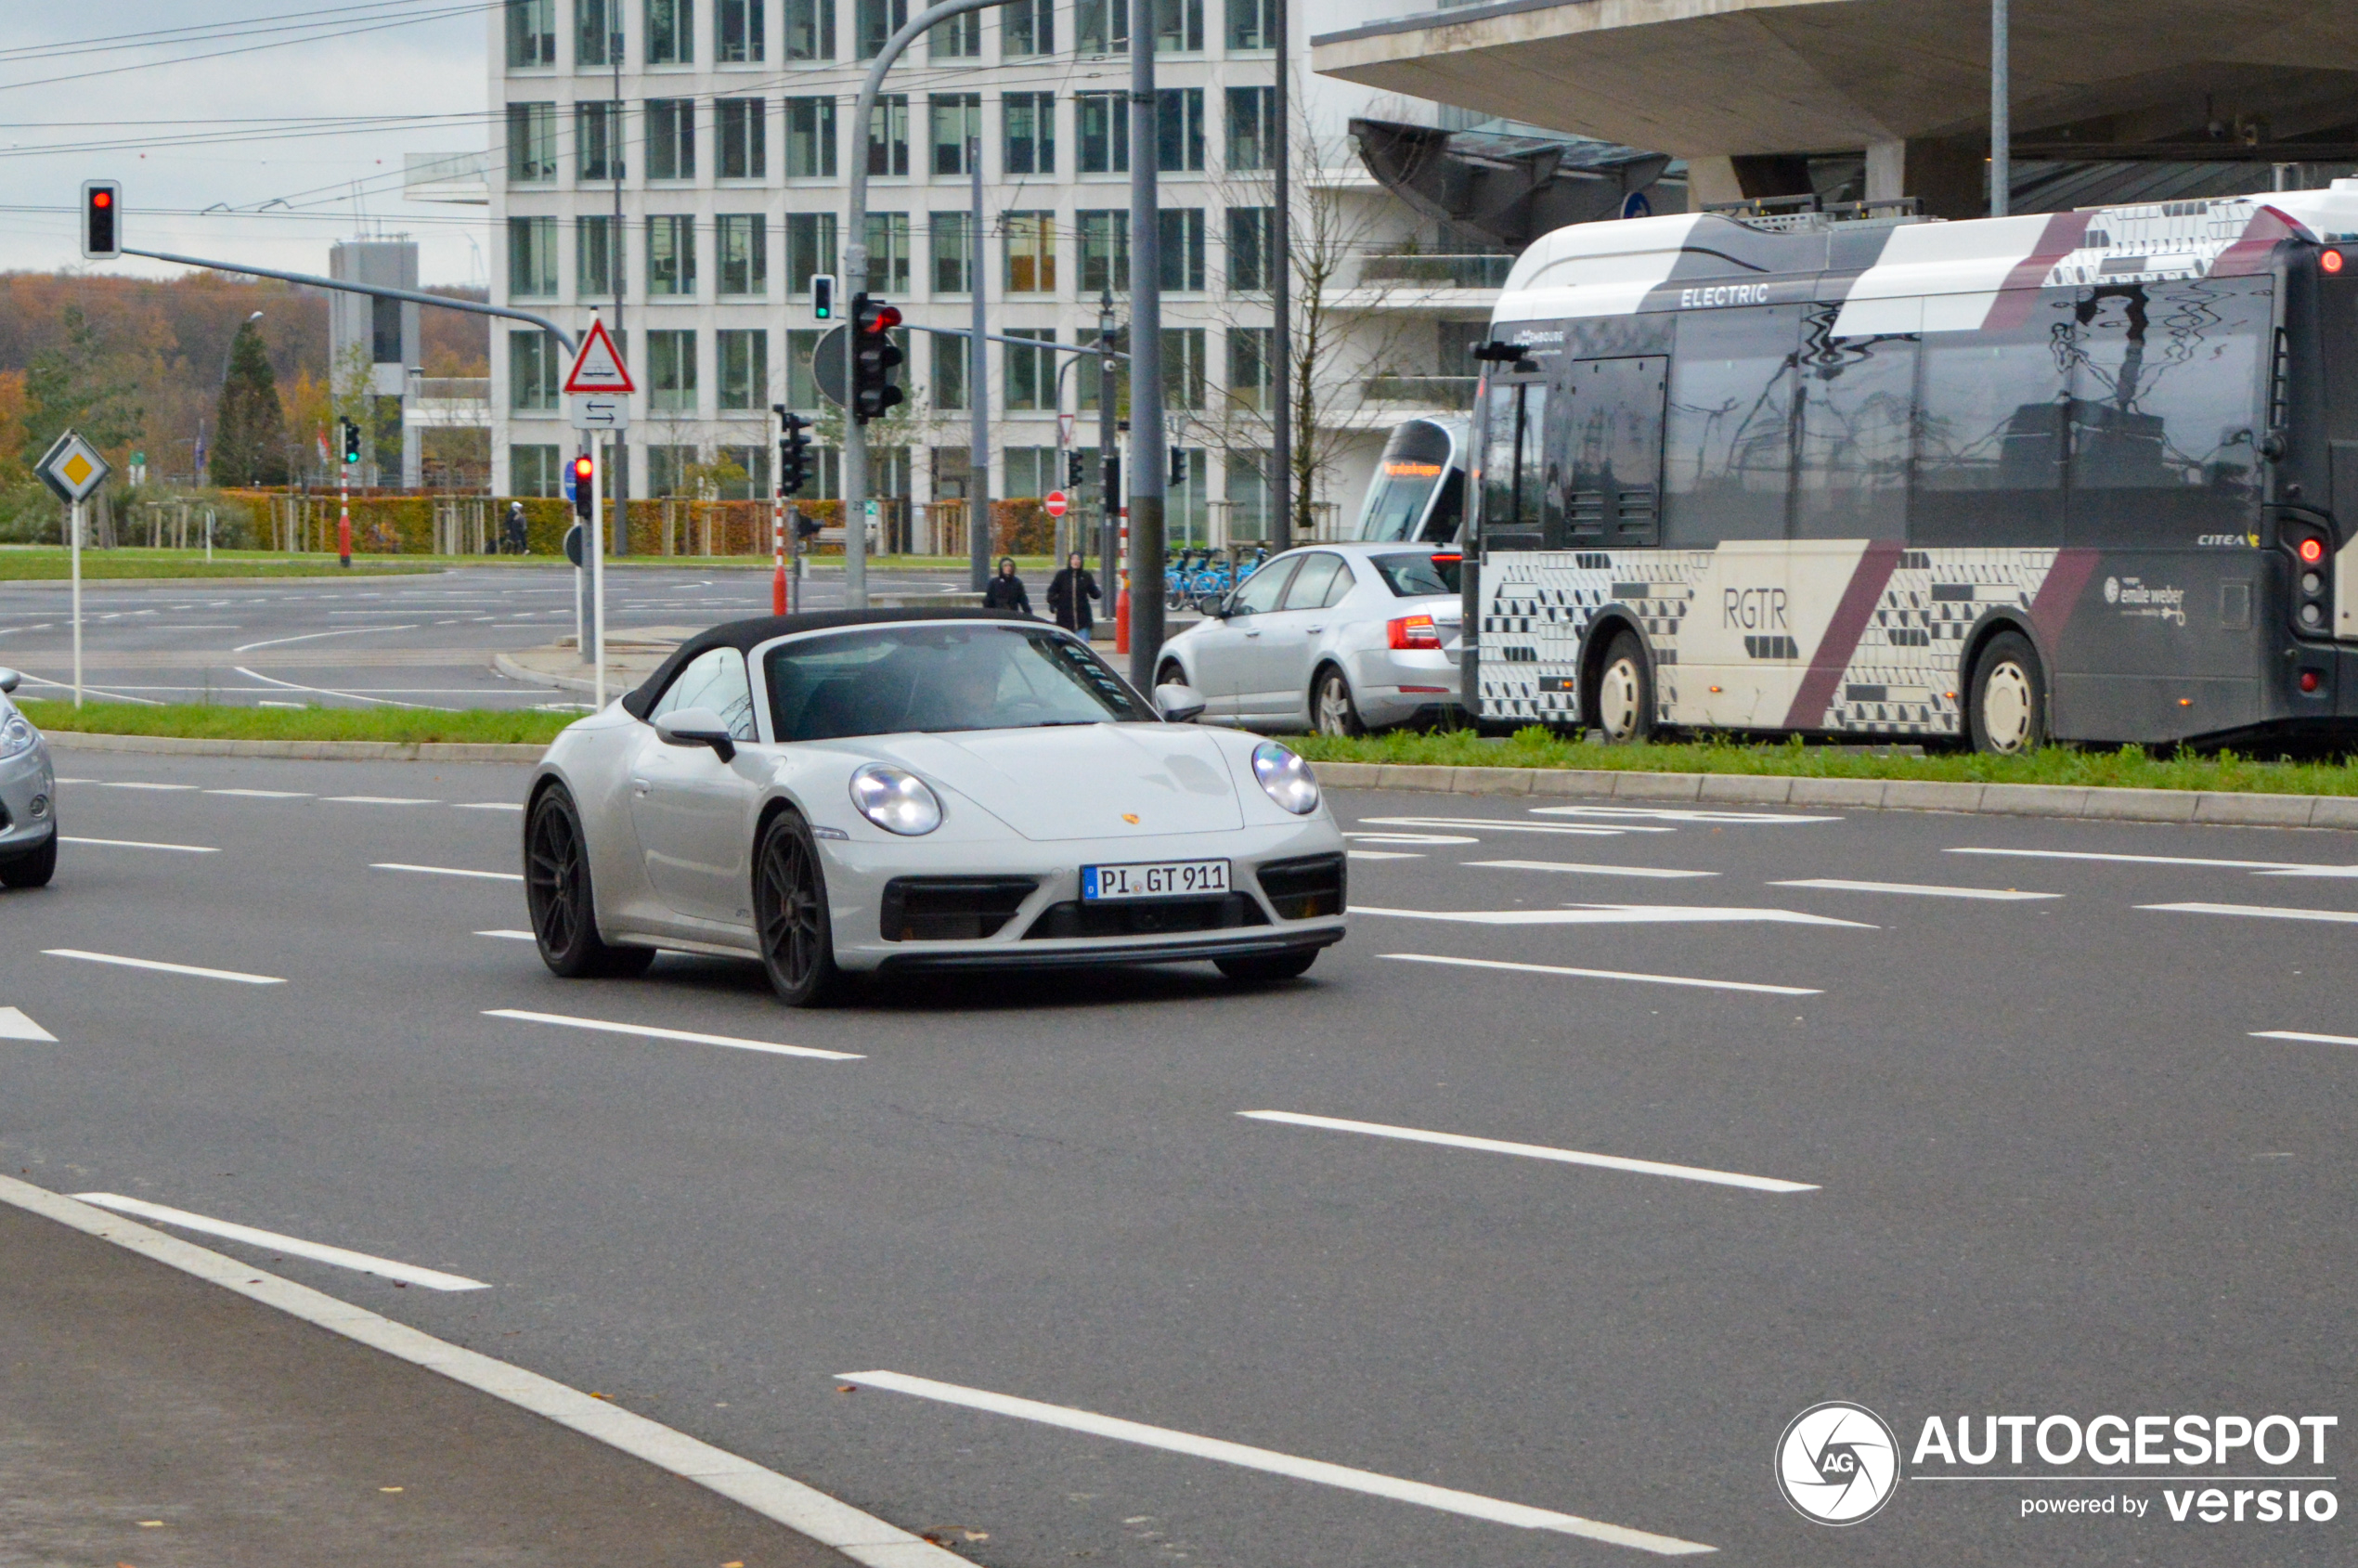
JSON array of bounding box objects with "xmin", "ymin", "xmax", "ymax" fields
[
  {"xmin": 0, "ymin": 740, "xmax": 56, "ymax": 853},
  {"xmin": 822, "ymin": 819, "xmax": 1347, "ymax": 973}
]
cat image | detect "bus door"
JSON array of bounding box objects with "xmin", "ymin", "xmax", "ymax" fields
[
  {"xmin": 1564, "ymin": 357, "xmax": 1666, "ymax": 549},
  {"xmin": 1478, "ymin": 374, "xmax": 1548, "ymax": 554}
]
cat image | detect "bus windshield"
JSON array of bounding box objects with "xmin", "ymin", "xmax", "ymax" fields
[{"xmin": 1357, "ymin": 421, "xmax": 1459, "ymax": 541}]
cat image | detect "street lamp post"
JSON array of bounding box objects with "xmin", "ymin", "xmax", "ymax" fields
[
  {"xmin": 1990, "ymin": 0, "xmax": 2010, "ymax": 217},
  {"xmin": 1127, "ymin": 0, "xmax": 1167, "ymax": 693}
]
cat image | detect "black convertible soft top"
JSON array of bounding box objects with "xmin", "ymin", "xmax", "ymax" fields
[{"xmin": 620, "ymin": 608, "xmax": 1039, "ymax": 719}]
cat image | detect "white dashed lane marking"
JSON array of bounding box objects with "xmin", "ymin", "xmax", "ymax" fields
[
  {"xmin": 371, "ymin": 863, "xmax": 524, "ymax": 882},
  {"xmin": 482, "ymin": 1009, "xmax": 862, "ymax": 1062},
  {"xmin": 1238, "ymin": 1109, "xmax": 1817, "ymax": 1193},
  {"xmin": 1772, "ymin": 878, "xmax": 2059, "ymax": 901},
  {"xmin": 1467, "ymin": 860, "xmax": 1716, "ymax": 880},
  {"xmin": 2252, "ymin": 1030, "xmax": 2358, "ymax": 1048},
  {"xmin": 71, "ymin": 1194, "xmax": 488, "ymax": 1291},
  {"xmin": 2142, "ymin": 901, "xmax": 2358, "ymax": 925},
  {"xmin": 43, "ymin": 949, "xmax": 284, "ymax": 985},
  {"xmin": 1380, "ymin": 952, "xmax": 1820, "ymax": 997},
  {"xmin": 59, "ymin": 836, "xmax": 218, "ymax": 854},
  {"xmin": 1352, "ymin": 904, "xmax": 1872, "ymax": 928}
]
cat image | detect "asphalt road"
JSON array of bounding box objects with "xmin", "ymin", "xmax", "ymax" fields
[
  {"xmin": 4, "ymin": 756, "xmax": 2354, "ymax": 1566},
  {"xmin": 0, "ymin": 564, "xmax": 963, "ymax": 709}
]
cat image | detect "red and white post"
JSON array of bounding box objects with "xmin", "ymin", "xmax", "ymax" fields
[
  {"xmin": 337, "ymin": 458, "xmax": 352, "ymax": 568},
  {"xmin": 771, "ymin": 483, "xmax": 787, "ymax": 616}
]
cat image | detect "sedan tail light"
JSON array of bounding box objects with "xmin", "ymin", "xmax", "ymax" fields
[{"xmin": 1388, "ymin": 614, "xmax": 1442, "ymax": 650}]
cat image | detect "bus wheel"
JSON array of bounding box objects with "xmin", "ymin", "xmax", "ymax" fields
[
  {"xmin": 1969, "ymin": 631, "xmax": 2048, "ymax": 755},
  {"xmin": 1591, "ymin": 632, "xmax": 1655, "ymax": 744}
]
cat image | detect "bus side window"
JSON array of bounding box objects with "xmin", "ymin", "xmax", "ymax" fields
[
  {"xmin": 1795, "ymin": 311, "xmax": 1915, "ymax": 541},
  {"xmin": 1664, "ymin": 305, "xmax": 1800, "ymax": 547},
  {"xmin": 1482, "ymin": 381, "xmax": 1541, "ymax": 550},
  {"xmin": 1914, "ymin": 305, "xmax": 2073, "ymax": 548},
  {"xmin": 1522, "ymin": 383, "xmax": 1552, "ymax": 546}
]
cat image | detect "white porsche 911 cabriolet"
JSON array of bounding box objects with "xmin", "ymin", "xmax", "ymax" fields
[{"xmin": 524, "ymin": 610, "xmax": 1346, "ymax": 1004}]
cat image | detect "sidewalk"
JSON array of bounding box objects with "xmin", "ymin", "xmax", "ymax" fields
[{"xmin": 0, "ymin": 1197, "xmax": 857, "ymax": 1568}]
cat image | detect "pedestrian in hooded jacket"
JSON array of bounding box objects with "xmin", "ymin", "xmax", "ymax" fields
[
  {"xmin": 1046, "ymin": 551, "xmax": 1101, "ymax": 635},
  {"xmin": 982, "ymin": 555, "xmax": 1032, "ymax": 615}
]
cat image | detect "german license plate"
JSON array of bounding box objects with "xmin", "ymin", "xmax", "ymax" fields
[{"xmin": 1082, "ymin": 859, "xmax": 1230, "ymax": 901}]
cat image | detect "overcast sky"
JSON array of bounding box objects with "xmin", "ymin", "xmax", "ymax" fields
[{"xmin": 1, "ymin": 1, "xmax": 491, "ymax": 286}]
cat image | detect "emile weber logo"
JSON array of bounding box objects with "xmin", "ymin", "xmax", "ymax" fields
[{"xmin": 1778, "ymin": 1403, "xmax": 2341, "ymax": 1528}]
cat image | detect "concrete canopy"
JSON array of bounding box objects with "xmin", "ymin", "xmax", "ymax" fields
[{"xmin": 1312, "ymin": 0, "xmax": 2358, "ymax": 161}]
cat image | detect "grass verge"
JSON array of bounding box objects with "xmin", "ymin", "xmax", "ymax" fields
[
  {"xmin": 1290, "ymin": 727, "xmax": 2358, "ymax": 797},
  {"xmin": 19, "ymin": 701, "xmax": 574, "ymax": 747},
  {"xmin": 0, "ymin": 548, "xmax": 432, "ymax": 580}
]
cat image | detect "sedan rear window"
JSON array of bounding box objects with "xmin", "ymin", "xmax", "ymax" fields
[
  {"xmin": 1371, "ymin": 552, "xmax": 1461, "ymax": 597},
  {"xmin": 765, "ymin": 624, "xmax": 1150, "ymax": 741}
]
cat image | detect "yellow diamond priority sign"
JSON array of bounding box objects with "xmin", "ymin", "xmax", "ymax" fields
[{"xmin": 37, "ymin": 430, "xmax": 111, "ymax": 504}]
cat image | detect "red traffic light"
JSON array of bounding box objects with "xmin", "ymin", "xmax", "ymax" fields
[
  {"xmin": 862, "ymin": 301, "xmax": 902, "ymax": 332},
  {"xmin": 91, "ymin": 189, "xmax": 111, "ymax": 209},
  {"xmin": 573, "ymin": 455, "xmax": 593, "ymax": 481},
  {"xmin": 2299, "ymin": 536, "xmax": 2326, "ymax": 564}
]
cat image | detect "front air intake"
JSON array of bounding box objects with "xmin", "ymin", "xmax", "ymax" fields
[
  {"xmin": 878, "ymin": 877, "xmax": 1039, "ymax": 941},
  {"xmin": 1256, "ymin": 853, "xmax": 1346, "ymax": 920}
]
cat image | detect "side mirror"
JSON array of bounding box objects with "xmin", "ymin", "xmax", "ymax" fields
[
  {"xmin": 654, "ymin": 706, "xmax": 738, "ymax": 761},
  {"xmin": 0, "ymin": 668, "xmax": 19, "ymax": 695},
  {"xmin": 1154, "ymin": 683, "xmax": 1207, "ymax": 723}
]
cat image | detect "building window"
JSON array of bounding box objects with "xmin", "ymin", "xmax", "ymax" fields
[
  {"xmin": 718, "ymin": 214, "xmax": 768, "ymax": 294},
  {"xmin": 506, "ymin": 0, "xmax": 554, "ymax": 66},
  {"xmin": 931, "ymin": 212, "xmax": 974, "ymax": 295},
  {"xmin": 863, "ymin": 212, "xmax": 910, "ymax": 292},
  {"xmin": 1076, "ymin": 0, "xmax": 1127, "ymax": 54},
  {"xmin": 785, "ymin": 212, "xmax": 838, "ymax": 292},
  {"xmin": 647, "ymin": 99, "xmax": 695, "ymax": 179},
  {"xmin": 1156, "ymin": 0, "xmax": 1204, "ymax": 51},
  {"xmin": 577, "ymin": 214, "xmax": 625, "ymax": 298},
  {"xmin": 866, "ymin": 96, "xmax": 910, "ymax": 176},
  {"xmin": 785, "ymin": 0, "xmax": 835, "ymax": 58},
  {"xmin": 717, "ymin": 444, "xmax": 770, "ymax": 498},
  {"xmin": 646, "ymin": 0, "xmax": 693, "ymax": 63},
  {"xmin": 931, "ymin": 333, "xmax": 967, "ymax": 411},
  {"xmin": 1225, "ymin": 86, "xmax": 1274, "ymax": 171},
  {"xmin": 785, "ymin": 328, "xmax": 827, "ymax": 408},
  {"xmin": 1160, "ymin": 208, "xmax": 1205, "ymax": 291},
  {"xmin": 1004, "ymin": 447, "xmax": 1057, "ymax": 499},
  {"xmin": 929, "ymin": 95, "xmax": 981, "ymax": 176},
  {"xmin": 1003, "ymin": 211, "xmax": 1055, "ymax": 292},
  {"xmin": 1078, "ymin": 210, "xmax": 1128, "ymax": 293},
  {"xmin": 718, "ymin": 329, "xmax": 768, "ymax": 408},
  {"xmin": 784, "ymin": 96, "xmax": 837, "ymax": 176},
  {"xmin": 1006, "ymin": 330, "xmax": 1056, "ymax": 410},
  {"xmin": 507, "ymin": 103, "xmax": 557, "ymax": 182},
  {"xmin": 510, "ymin": 330, "xmax": 560, "ymax": 410},
  {"xmin": 508, "ymin": 216, "xmax": 558, "ymax": 298},
  {"xmin": 717, "ymin": 97, "xmax": 766, "ymax": 177},
  {"xmin": 577, "ymin": 100, "xmax": 624, "ymax": 181},
  {"xmin": 1226, "ymin": 447, "xmax": 1273, "ymax": 539},
  {"xmin": 1158, "ymin": 88, "xmax": 1204, "ymax": 172},
  {"xmin": 1004, "ymin": 0, "xmax": 1052, "ymax": 56},
  {"xmin": 1004, "ymin": 93, "xmax": 1054, "ymax": 175},
  {"xmin": 648, "ymin": 330, "xmax": 699, "ymax": 412},
  {"xmin": 648, "ymin": 214, "xmax": 697, "ymax": 294},
  {"xmin": 1224, "ymin": 0, "xmax": 1274, "ymax": 49},
  {"xmin": 511, "ymin": 444, "xmax": 561, "ymax": 496},
  {"xmin": 928, "ymin": 9, "xmax": 979, "ymax": 58},
  {"xmin": 1226, "ymin": 326, "xmax": 1273, "ymax": 411},
  {"xmin": 1227, "ymin": 206, "xmax": 1271, "ymax": 292},
  {"xmin": 1078, "ymin": 93, "xmax": 1127, "ymax": 174},
  {"xmin": 645, "ymin": 444, "xmax": 698, "ymax": 496},
  {"xmin": 577, "ymin": 0, "xmax": 623, "ymax": 65},
  {"xmin": 1163, "ymin": 328, "xmax": 1206, "ymax": 409},
  {"xmin": 855, "ymin": 0, "xmax": 907, "ymax": 58},
  {"xmin": 718, "ymin": 0, "xmax": 765, "ymax": 60}
]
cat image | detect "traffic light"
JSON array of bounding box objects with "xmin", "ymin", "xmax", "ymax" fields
[
  {"xmin": 777, "ymin": 412, "xmax": 813, "ymax": 497},
  {"xmin": 849, "ymin": 292, "xmax": 905, "ymax": 424},
  {"xmin": 81, "ymin": 181, "xmax": 120, "ymax": 260},
  {"xmin": 811, "ymin": 273, "xmax": 836, "ymax": 320},
  {"xmin": 1066, "ymin": 450, "xmax": 1086, "ymax": 489},
  {"xmin": 1170, "ymin": 447, "xmax": 1187, "ymax": 486},
  {"xmin": 572, "ymin": 452, "xmax": 594, "ymax": 519},
  {"xmin": 341, "ymin": 419, "xmax": 362, "ymax": 466}
]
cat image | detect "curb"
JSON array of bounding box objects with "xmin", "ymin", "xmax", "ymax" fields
[
  {"xmin": 45, "ymin": 731, "xmax": 546, "ymax": 763},
  {"xmin": 0, "ymin": 1174, "xmax": 962, "ymax": 1568},
  {"xmin": 493, "ymin": 649, "xmax": 618, "ymax": 696},
  {"xmin": 1308, "ymin": 760, "xmax": 2358, "ymax": 830}
]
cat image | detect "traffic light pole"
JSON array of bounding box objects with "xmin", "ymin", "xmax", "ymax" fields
[
  {"xmin": 1127, "ymin": 0, "xmax": 1167, "ymax": 694},
  {"xmin": 117, "ymin": 249, "xmax": 576, "ymax": 354},
  {"xmin": 590, "ymin": 434, "xmax": 606, "ymax": 713},
  {"xmin": 337, "ymin": 437, "xmax": 351, "ymax": 568},
  {"xmin": 846, "ymin": 0, "xmax": 1019, "ymax": 611}
]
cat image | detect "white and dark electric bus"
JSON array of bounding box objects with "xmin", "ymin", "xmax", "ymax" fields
[
  {"xmin": 1463, "ymin": 183, "xmax": 2358, "ymax": 752},
  {"xmin": 1355, "ymin": 416, "xmax": 1468, "ymax": 544}
]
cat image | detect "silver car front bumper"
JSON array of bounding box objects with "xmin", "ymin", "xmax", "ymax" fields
[{"xmin": 0, "ymin": 739, "xmax": 57, "ymax": 855}]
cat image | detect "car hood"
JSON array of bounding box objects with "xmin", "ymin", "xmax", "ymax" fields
[{"xmin": 850, "ymin": 723, "xmax": 1246, "ymax": 841}]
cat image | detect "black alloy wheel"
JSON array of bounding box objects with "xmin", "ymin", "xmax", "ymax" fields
[
  {"xmin": 753, "ymin": 810, "xmax": 840, "ymax": 1006},
  {"xmin": 525, "ymin": 785, "xmax": 654, "ymax": 978},
  {"xmin": 0, "ymin": 832, "xmax": 57, "ymax": 888}
]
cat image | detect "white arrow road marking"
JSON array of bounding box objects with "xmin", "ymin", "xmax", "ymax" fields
[
  {"xmin": 1238, "ymin": 1110, "xmax": 1817, "ymax": 1193},
  {"xmin": 232, "ymin": 625, "xmax": 419, "ymax": 653},
  {"xmin": 1772, "ymin": 878, "xmax": 2058, "ymax": 901},
  {"xmin": 1380, "ymin": 952, "xmax": 1820, "ymax": 997},
  {"xmin": 372, "ymin": 862, "xmax": 524, "ymax": 882},
  {"xmin": 836, "ymin": 1370, "xmax": 1717, "ymax": 1555},
  {"xmin": 1351, "ymin": 904, "xmax": 1873, "ymax": 928},
  {"xmin": 70, "ymin": 1194, "xmax": 487, "ymax": 1291},
  {"xmin": 44, "ymin": 949, "xmax": 284, "ymax": 985},
  {"xmin": 483, "ymin": 1008, "xmax": 862, "ymax": 1062},
  {"xmin": 0, "ymin": 1007, "xmax": 57, "ymax": 1042},
  {"xmin": 2140, "ymin": 901, "xmax": 2358, "ymax": 925}
]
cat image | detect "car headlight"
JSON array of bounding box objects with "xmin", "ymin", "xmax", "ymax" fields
[
  {"xmin": 1252, "ymin": 741, "xmax": 1320, "ymax": 815},
  {"xmin": 0, "ymin": 712, "xmax": 34, "ymax": 762},
  {"xmin": 850, "ymin": 763, "xmax": 943, "ymax": 836}
]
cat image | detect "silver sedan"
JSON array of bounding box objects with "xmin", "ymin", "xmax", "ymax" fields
[
  {"xmin": 524, "ymin": 611, "xmax": 1347, "ymax": 1005},
  {"xmin": 0, "ymin": 668, "xmax": 58, "ymax": 889},
  {"xmin": 1154, "ymin": 544, "xmax": 1465, "ymax": 735}
]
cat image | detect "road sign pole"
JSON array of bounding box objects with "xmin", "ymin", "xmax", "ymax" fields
[
  {"xmin": 591, "ymin": 433, "xmax": 606, "ymax": 713},
  {"xmin": 69, "ymin": 499, "xmax": 84, "ymax": 708}
]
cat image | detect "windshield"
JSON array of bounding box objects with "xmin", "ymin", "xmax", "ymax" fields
[
  {"xmin": 764, "ymin": 624, "xmax": 1151, "ymax": 740},
  {"xmin": 1371, "ymin": 551, "xmax": 1461, "ymax": 596},
  {"xmin": 1356, "ymin": 421, "xmax": 1456, "ymax": 540}
]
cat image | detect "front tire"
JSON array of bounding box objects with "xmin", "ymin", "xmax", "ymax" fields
[
  {"xmin": 0, "ymin": 832, "xmax": 57, "ymax": 889},
  {"xmin": 1313, "ymin": 666, "xmax": 1365, "ymax": 737},
  {"xmin": 1157, "ymin": 658, "xmax": 1187, "ymax": 690},
  {"xmin": 1590, "ymin": 631, "xmax": 1655, "ymax": 744},
  {"xmin": 1215, "ymin": 950, "xmax": 1317, "ymax": 984},
  {"xmin": 525, "ymin": 785, "xmax": 654, "ymax": 978},
  {"xmin": 753, "ymin": 810, "xmax": 840, "ymax": 1006},
  {"xmin": 1968, "ymin": 630, "xmax": 2049, "ymax": 755}
]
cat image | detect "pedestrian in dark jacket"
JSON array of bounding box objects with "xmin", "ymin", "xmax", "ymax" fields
[
  {"xmin": 1047, "ymin": 551, "xmax": 1101, "ymax": 634},
  {"xmin": 982, "ymin": 555, "xmax": 1031, "ymax": 615}
]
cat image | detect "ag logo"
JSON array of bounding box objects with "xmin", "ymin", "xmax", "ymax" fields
[
  {"xmin": 2104, "ymin": 576, "xmax": 2121, "ymax": 603},
  {"xmin": 1776, "ymin": 1402, "xmax": 1899, "ymax": 1525}
]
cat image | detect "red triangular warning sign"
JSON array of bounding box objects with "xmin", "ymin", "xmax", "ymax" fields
[{"xmin": 564, "ymin": 317, "xmax": 635, "ymax": 395}]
